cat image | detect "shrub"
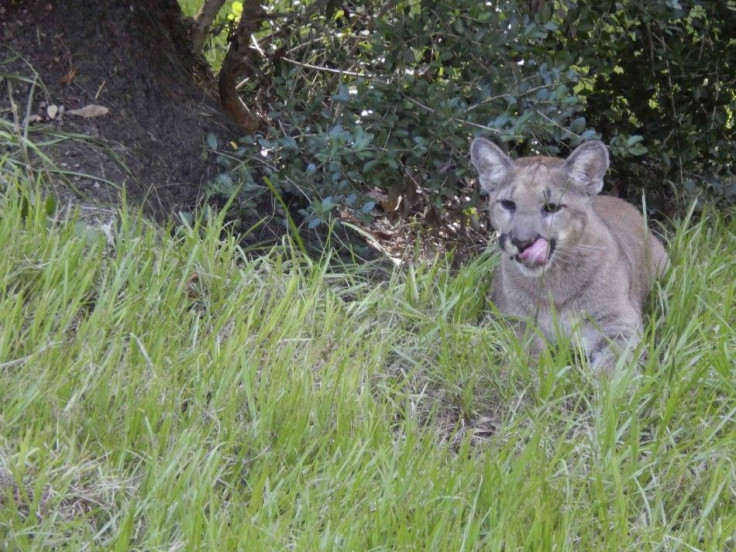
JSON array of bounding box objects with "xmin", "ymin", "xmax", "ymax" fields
[{"xmin": 207, "ymin": 0, "xmax": 736, "ymax": 230}]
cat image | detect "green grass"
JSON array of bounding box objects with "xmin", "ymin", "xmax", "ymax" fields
[{"xmin": 1, "ymin": 167, "xmax": 735, "ymax": 551}]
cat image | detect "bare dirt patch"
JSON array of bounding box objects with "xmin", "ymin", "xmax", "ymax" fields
[{"xmin": 0, "ymin": 1, "xmax": 247, "ymax": 223}]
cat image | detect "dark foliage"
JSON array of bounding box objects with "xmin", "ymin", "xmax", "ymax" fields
[{"xmin": 205, "ymin": 0, "xmax": 735, "ymax": 228}]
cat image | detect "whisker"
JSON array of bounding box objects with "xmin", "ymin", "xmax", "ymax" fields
[
  {"xmin": 556, "ymin": 243, "xmax": 606, "ymax": 252},
  {"xmin": 550, "ymin": 249, "xmax": 578, "ymax": 261},
  {"xmin": 569, "ymin": 244, "xmax": 606, "ymax": 251}
]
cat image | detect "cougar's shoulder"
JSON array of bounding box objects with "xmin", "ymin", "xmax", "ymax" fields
[{"xmin": 593, "ymin": 195, "xmax": 670, "ymax": 292}]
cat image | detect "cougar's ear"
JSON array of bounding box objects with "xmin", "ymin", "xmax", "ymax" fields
[
  {"xmin": 563, "ymin": 140, "xmax": 609, "ymax": 196},
  {"xmin": 470, "ymin": 138, "xmax": 514, "ymax": 193}
]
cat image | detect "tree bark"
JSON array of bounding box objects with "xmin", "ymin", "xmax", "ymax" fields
[
  {"xmin": 218, "ymin": 0, "xmax": 266, "ymax": 133},
  {"xmin": 2, "ymin": 0, "xmax": 238, "ymax": 218},
  {"xmin": 191, "ymin": 0, "xmax": 227, "ymax": 54}
]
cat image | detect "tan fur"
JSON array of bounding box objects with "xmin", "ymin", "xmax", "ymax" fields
[{"xmin": 470, "ymin": 138, "xmax": 669, "ymax": 371}]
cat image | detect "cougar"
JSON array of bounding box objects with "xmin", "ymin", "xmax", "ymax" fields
[{"xmin": 470, "ymin": 138, "xmax": 669, "ymax": 371}]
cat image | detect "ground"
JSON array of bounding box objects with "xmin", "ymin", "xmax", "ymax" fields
[
  {"xmin": 0, "ymin": 0, "xmax": 489, "ymax": 263},
  {"xmin": 1, "ymin": 1, "xmax": 242, "ymax": 220}
]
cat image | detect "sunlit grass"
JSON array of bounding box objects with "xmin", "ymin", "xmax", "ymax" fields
[{"xmin": 1, "ymin": 167, "xmax": 735, "ymax": 550}]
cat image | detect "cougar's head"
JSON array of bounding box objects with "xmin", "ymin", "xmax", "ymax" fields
[{"xmin": 470, "ymin": 138, "xmax": 609, "ymax": 277}]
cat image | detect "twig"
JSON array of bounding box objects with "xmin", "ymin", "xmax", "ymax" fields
[
  {"xmin": 462, "ymin": 84, "xmax": 557, "ymax": 114},
  {"xmin": 533, "ymin": 109, "xmax": 582, "ymax": 139},
  {"xmin": 280, "ymin": 57, "xmax": 372, "ymax": 79},
  {"xmin": 401, "ymin": 95, "xmax": 504, "ymax": 136}
]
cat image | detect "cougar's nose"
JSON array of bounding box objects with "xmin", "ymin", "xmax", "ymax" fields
[{"xmin": 510, "ymin": 236, "xmax": 535, "ymax": 252}]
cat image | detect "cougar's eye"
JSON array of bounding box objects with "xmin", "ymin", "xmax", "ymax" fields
[
  {"xmin": 499, "ymin": 199, "xmax": 516, "ymax": 211},
  {"xmin": 543, "ymin": 202, "xmax": 562, "ymax": 214}
]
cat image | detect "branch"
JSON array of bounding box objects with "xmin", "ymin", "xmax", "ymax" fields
[
  {"xmin": 218, "ymin": 0, "xmax": 265, "ymax": 132},
  {"xmin": 191, "ymin": 0, "xmax": 227, "ymax": 54}
]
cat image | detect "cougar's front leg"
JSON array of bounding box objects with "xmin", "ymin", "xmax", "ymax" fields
[{"xmin": 582, "ymin": 311, "xmax": 644, "ymax": 374}]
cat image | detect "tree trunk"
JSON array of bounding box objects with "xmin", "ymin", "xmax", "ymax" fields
[{"xmin": 1, "ymin": 0, "xmax": 239, "ymax": 218}]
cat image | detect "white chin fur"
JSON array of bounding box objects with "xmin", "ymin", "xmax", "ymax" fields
[{"xmin": 514, "ymin": 260, "xmax": 549, "ymax": 278}]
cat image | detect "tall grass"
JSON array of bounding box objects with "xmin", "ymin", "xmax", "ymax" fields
[{"xmin": 1, "ymin": 168, "xmax": 734, "ymax": 551}]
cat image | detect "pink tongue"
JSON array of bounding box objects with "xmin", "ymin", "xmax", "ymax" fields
[{"xmin": 518, "ymin": 238, "xmax": 550, "ymax": 266}]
